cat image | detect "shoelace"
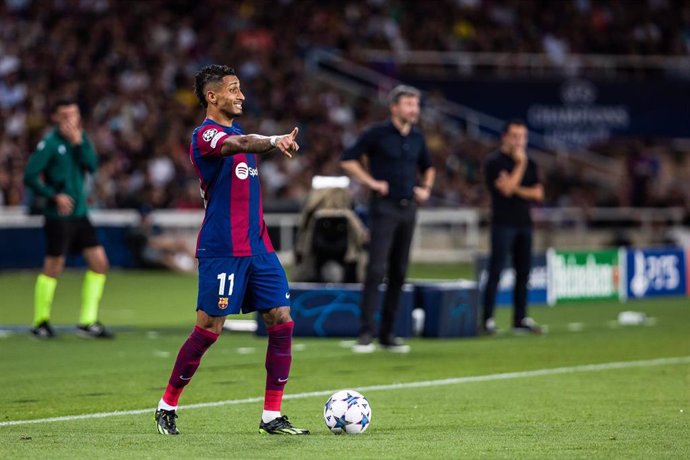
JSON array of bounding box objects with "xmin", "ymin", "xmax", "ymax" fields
[{"xmin": 271, "ymin": 416, "xmax": 292, "ymax": 428}]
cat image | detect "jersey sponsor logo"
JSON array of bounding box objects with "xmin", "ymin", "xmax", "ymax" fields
[
  {"xmin": 218, "ymin": 297, "xmax": 229, "ymax": 309},
  {"xmin": 58, "ymin": 145, "xmax": 67, "ymax": 155},
  {"xmin": 285, "ymin": 292, "xmax": 290, "ymax": 299},
  {"xmin": 202, "ymin": 128, "xmax": 219, "ymax": 142},
  {"xmin": 235, "ymin": 161, "xmax": 258, "ymax": 180}
]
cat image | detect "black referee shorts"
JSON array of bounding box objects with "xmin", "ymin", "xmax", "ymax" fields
[{"xmin": 44, "ymin": 217, "xmax": 101, "ymax": 257}]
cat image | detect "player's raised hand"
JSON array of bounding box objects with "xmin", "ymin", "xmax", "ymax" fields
[{"xmin": 275, "ymin": 127, "xmax": 300, "ymax": 158}]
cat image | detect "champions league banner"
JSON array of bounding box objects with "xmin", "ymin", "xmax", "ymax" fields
[
  {"xmin": 410, "ymin": 77, "xmax": 690, "ymax": 147},
  {"xmin": 625, "ymin": 248, "xmax": 687, "ymax": 299}
]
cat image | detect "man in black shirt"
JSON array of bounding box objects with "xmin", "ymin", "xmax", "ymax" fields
[
  {"xmin": 482, "ymin": 120, "xmax": 544, "ymax": 334},
  {"xmin": 341, "ymin": 85, "xmax": 435, "ymax": 353}
]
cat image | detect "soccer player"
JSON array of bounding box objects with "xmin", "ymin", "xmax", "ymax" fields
[
  {"xmin": 23, "ymin": 100, "xmax": 112, "ymax": 339},
  {"xmin": 154, "ymin": 65, "xmax": 309, "ymax": 436}
]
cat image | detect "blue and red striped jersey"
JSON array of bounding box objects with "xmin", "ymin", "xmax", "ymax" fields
[{"xmin": 189, "ymin": 118, "xmax": 274, "ymax": 257}]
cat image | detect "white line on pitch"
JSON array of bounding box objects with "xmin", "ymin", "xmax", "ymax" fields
[{"xmin": 1, "ymin": 355, "xmax": 688, "ymax": 428}]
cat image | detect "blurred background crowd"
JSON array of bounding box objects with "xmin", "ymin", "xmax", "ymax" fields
[{"xmin": 1, "ymin": 0, "xmax": 689, "ymax": 216}]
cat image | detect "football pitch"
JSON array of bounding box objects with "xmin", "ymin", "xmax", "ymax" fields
[{"xmin": 0, "ymin": 267, "xmax": 688, "ymax": 459}]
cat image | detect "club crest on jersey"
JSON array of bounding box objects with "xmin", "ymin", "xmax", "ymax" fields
[
  {"xmin": 218, "ymin": 297, "xmax": 229, "ymax": 309},
  {"xmin": 202, "ymin": 128, "xmax": 219, "ymax": 142},
  {"xmin": 235, "ymin": 161, "xmax": 258, "ymax": 180}
]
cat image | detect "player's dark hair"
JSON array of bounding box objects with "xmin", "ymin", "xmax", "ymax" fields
[
  {"xmin": 51, "ymin": 99, "xmax": 78, "ymax": 114},
  {"xmin": 194, "ymin": 65, "xmax": 236, "ymax": 108},
  {"xmin": 502, "ymin": 118, "xmax": 527, "ymax": 134},
  {"xmin": 388, "ymin": 85, "xmax": 421, "ymax": 105}
]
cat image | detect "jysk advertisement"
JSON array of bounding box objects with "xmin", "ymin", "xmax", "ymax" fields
[
  {"xmin": 547, "ymin": 249, "xmax": 623, "ymax": 305},
  {"xmin": 626, "ymin": 248, "xmax": 687, "ymax": 299},
  {"xmin": 476, "ymin": 254, "xmax": 548, "ymax": 306}
]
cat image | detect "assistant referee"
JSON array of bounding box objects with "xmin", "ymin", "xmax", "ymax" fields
[
  {"xmin": 341, "ymin": 85, "xmax": 435, "ymax": 353},
  {"xmin": 24, "ymin": 99, "xmax": 112, "ymax": 339}
]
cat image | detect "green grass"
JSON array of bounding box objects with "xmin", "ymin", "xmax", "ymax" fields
[{"xmin": 0, "ymin": 267, "xmax": 689, "ymax": 459}]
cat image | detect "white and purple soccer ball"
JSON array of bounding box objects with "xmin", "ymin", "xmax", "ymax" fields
[{"xmin": 323, "ymin": 389, "xmax": 372, "ymax": 434}]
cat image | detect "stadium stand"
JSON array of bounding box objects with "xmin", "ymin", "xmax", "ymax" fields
[{"xmin": 0, "ymin": 0, "xmax": 689, "ymax": 221}]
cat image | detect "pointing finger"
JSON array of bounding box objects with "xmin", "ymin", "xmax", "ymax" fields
[{"xmin": 290, "ymin": 127, "xmax": 299, "ymax": 139}]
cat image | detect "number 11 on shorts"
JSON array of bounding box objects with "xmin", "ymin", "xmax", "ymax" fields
[{"xmin": 217, "ymin": 273, "xmax": 235, "ymax": 296}]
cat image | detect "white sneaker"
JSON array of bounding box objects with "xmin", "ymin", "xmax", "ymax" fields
[
  {"xmin": 481, "ymin": 318, "xmax": 497, "ymax": 335},
  {"xmin": 379, "ymin": 336, "xmax": 411, "ymax": 353},
  {"xmin": 352, "ymin": 343, "xmax": 376, "ymax": 353},
  {"xmin": 512, "ymin": 317, "xmax": 543, "ymax": 335},
  {"xmin": 352, "ymin": 335, "xmax": 376, "ymax": 353}
]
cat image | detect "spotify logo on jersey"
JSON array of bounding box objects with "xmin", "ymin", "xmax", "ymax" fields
[
  {"xmin": 235, "ymin": 162, "xmax": 258, "ymax": 180},
  {"xmin": 235, "ymin": 162, "xmax": 249, "ymax": 179}
]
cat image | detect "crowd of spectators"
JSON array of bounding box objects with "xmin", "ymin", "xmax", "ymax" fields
[
  {"xmin": 1, "ymin": 0, "xmax": 689, "ymax": 217},
  {"xmin": 395, "ymin": 0, "xmax": 690, "ymax": 58}
]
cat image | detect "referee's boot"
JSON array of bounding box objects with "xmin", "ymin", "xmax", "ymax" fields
[
  {"xmin": 76, "ymin": 321, "xmax": 114, "ymax": 339},
  {"xmin": 30, "ymin": 321, "xmax": 56, "ymax": 339}
]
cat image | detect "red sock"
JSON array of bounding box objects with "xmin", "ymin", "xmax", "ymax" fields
[
  {"xmin": 162, "ymin": 326, "xmax": 219, "ymax": 406},
  {"xmin": 263, "ymin": 321, "xmax": 293, "ymax": 411}
]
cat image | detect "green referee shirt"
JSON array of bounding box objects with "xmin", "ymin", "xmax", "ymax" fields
[{"xmin": 23, "ymin": 129, "xmax": 98, "ymax": 220}]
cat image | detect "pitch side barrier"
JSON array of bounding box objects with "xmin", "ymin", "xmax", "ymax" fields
[
  {"xmin": 475, "ymin": 246, "xmax": 688, "ymax": 307},
  {"xmin": 251, "ymin": 246, "xmax": 688, "ymax": 338},
  {"xmin": 546, "ymin": 246, "xmax": 689, "ymax": 304},
  {"xmin": 0, "ymin": 207, "xmax": 685, "ymax": 269}
]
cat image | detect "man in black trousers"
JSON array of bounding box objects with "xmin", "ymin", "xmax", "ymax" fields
[
  {"xmin": 341, "ymin": 85, "xmax": 435, "ymax": 353},
  {"xmin": 482, "ymin": 119, "xmax": 544, "ymax": 335}
]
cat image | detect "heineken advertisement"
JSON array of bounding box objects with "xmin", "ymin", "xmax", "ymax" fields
[{"xmin": 547, "ymin": 249, "xmax": 625, "ymax": 305}]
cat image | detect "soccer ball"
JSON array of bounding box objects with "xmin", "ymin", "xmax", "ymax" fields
[{"xmin": 323, "ymin": 389, "xmax": 372, "ymax": 434}]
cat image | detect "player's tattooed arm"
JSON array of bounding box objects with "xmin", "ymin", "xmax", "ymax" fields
[
  {"xmin": 221, "ymin": 135, "xmax": 272, "ymax": 154},
  {"xmin": 221, "ymin": 127, "xmax": 300, "ymax": 158}
]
